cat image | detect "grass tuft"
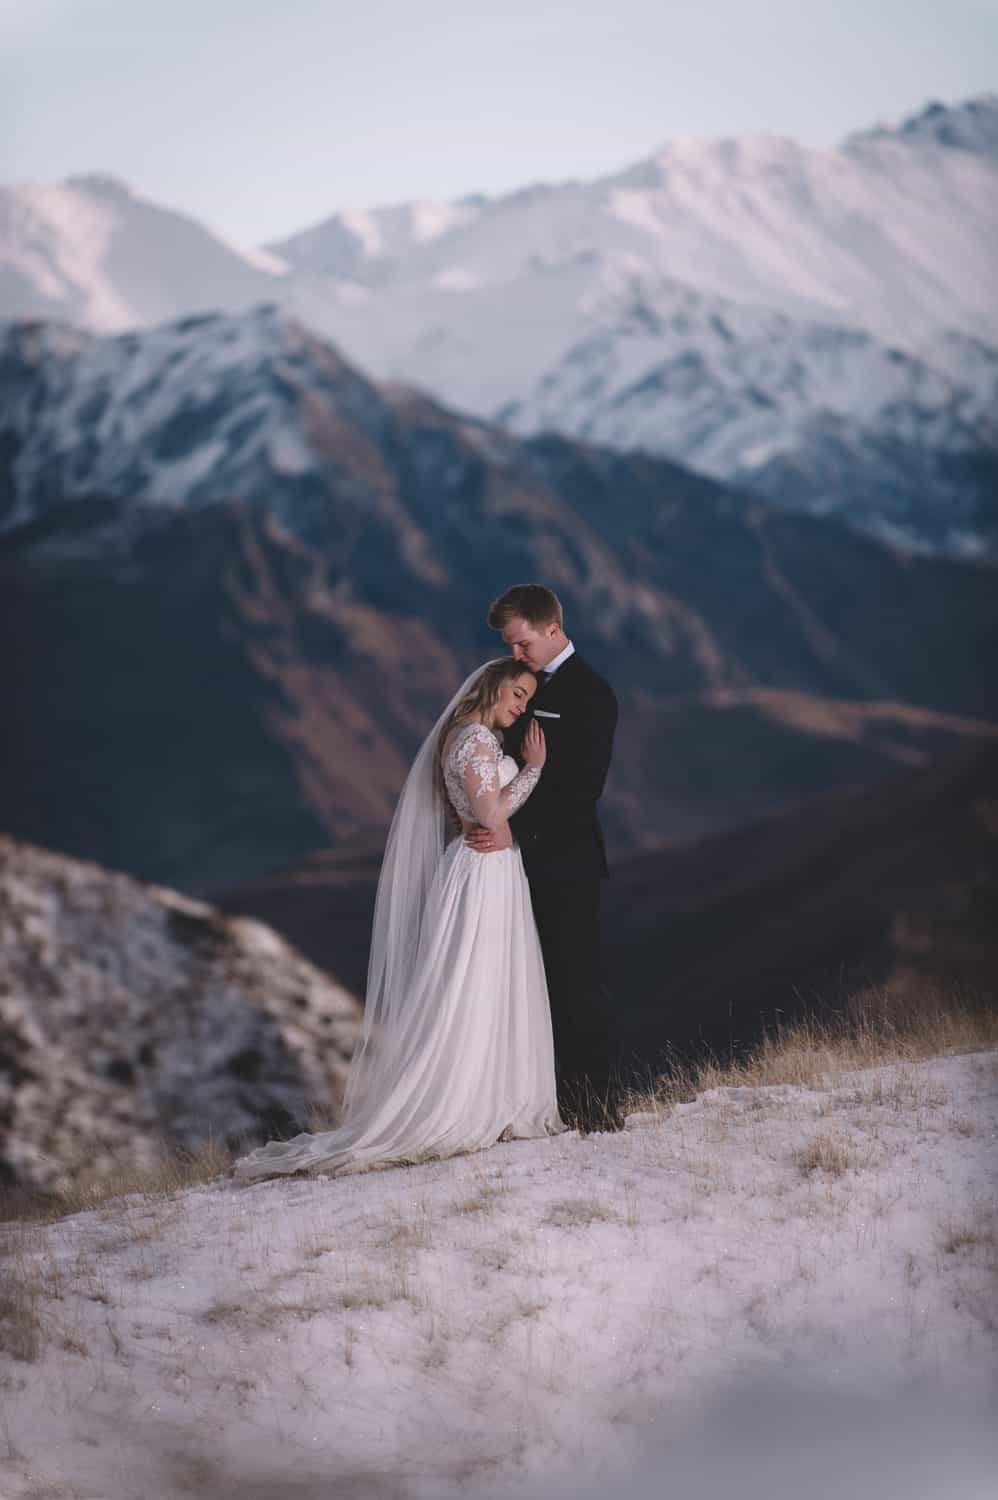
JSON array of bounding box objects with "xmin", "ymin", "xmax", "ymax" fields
[
  {"xmin": 939, "ymin": 1212, "xmax": 998, "ymax": 1259},
  {"xmin": 628, "ymin": 983, "xmax": 998, "ymax": 1115},
  {"xmin": 0, "ymin": 1246, "xmax": 42, "ymax": 1362},
  {"xmin": 793, "ymin": 1132, "xmax": 857, "ymax": 1177},
  {"xmin": 0, "ymin": 1137, "xmax": 235, "ymax": 1226},
  {"xmin": 544, "ymin": 1197, "xmax": 619, "ymax": 1229}
]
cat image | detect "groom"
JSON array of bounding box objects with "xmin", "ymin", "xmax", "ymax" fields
[{"xmin": 467, "ymin": 584, "xmax": 622, "ymax": 1133}]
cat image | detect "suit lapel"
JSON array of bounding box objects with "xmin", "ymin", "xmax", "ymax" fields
[{"xmin": 536, "ymin": 653, "xmax": 581, "ymax": 705}]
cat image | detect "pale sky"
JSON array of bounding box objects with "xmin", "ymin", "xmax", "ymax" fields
[{"xmin": 3, "ymin": 0, "xmax": 996, "ymax": 247}]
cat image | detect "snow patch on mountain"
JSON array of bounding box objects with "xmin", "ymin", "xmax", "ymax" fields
[
  {"xmin": 0, "ymin": 307, "xmax": 334, "ymax": 531},
  {"xmin": 3, "ymin": 97, "xmax": 997, "ymax": 551},
  {"xmin": 271, "ymin": 196, "xmax": 485, "ymax": 281},
  {"xmin": 270, "ymin": 97, "xmax": 998, "ymax": 552},
  {"xmin": 0, "ymin": 175, "xmax": 278, "ymax": 331},
  {"xmin": 279, "ymin": 96, "xmax": 998, "ymax": 353}
]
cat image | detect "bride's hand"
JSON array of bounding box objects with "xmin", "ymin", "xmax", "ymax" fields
[{"xmin": 522, "ymin": 720, "xmax": 546, "ymax": 769}]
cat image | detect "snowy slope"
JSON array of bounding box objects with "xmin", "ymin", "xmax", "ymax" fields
[
  {"xmin": 3, "ymin": 295, "xmax": 994, "ymax": 557},
  {"xmin": 271, "ymin": 96, "xmax": 998, "ymax": 551},
  {"xmin": 0, "ymin": 174, "xmax": 282, "ymax": 331},
  {"xmin": 493, "ymin": 270, "xmax": 996, "ymax": 551},
  {"xmin": 3, "ymin": 98, "xmax": 997, "ymax": 550},
  {"xmin": 0, "ymin": 307, "xmax": 322, "ymax": 531},
  {"xmin": 2, "ymin": 1050, "xmax": 995, "ymax": 1498},
  {"xmin": 279, "ymin": 97, "xmax": 998, "ymax": 351}
]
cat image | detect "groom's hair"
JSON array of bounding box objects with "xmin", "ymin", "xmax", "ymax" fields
[{"xmin": 487, "ymin": 584, "xmax": 563, "ymax": 631}]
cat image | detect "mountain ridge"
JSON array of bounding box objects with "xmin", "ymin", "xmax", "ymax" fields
[
  {"xmin": 3, "ymin": 94, "xmax": 996, "ymax": 554},
  {"xmin": 3, "ymin": 308, "xmax": 997, "ymax": 896}
]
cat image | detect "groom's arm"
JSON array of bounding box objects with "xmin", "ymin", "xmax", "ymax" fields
[
  {"xmin": 576, "ymin": 681, "xmax": 617, "ymax": 803},
  {"xmin": 465, "ymin": 819, "xmax": 513, "ymax": 852}
]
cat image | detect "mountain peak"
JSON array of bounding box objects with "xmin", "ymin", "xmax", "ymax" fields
[
  {"xmin": 64, "ymin": 171, "xmax": 133, "ymax": 199},
  {"xmin": 612, "ymin": 130, "xmax": 809, "ymax": 193},
  {"xmin": 847, "ymin": 93, "xmax": 998, "ymax": 157}
]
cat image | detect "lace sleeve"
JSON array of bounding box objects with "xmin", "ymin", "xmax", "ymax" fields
[
  {"xmin": 453, "ymin": 724, "xmax": 542, "ymax": 829},
  {"xmin": 497, "ymin": 764, "xmax": 541, "ymax": 820}
]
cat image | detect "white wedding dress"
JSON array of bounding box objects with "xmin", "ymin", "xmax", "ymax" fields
[{"xmin": 233, "ymin": 719, "xmax": 563, "ymax": 1181}]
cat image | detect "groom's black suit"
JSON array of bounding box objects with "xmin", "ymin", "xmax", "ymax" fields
[{"xmin": 508, "ymin": 652, "xmax": 619, "ymax": 1127}]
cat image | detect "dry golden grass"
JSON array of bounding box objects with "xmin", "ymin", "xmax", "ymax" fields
[
  {"xmin": 939, "ymin": 1210, "xmax": 998, "ymax": 1261},
  {"xmin": 0, "ymin": 1234, "xmax": 42, "ymax": 1362},
  {"xmin": 303, "ymin": 1097, "xmax": 342, "ymax": 1135},
  {"xmin": 452, "ymin": 1170, "xmax": 509, "ymax": 1217},
  {"xmin": 383, "ymin": 1219, "xmax": 433, "ymax": 1253},
  {"xmin": 628, "ymin": 983, "xmax": 998, "ymax": 1115},
  {"xmin": 336, "ymin": 1250, "xmax": 424, "ymax": 1312},
  {"xmin": 0, "ymin": 1137, "xmax": 235, "ymax": 1227},
  {"xmin": 543, "ymin": 1197, "xmax": 619, "ymax": 1229},
  {"xmin": 793, "ymin": 1132, "xmax": 857, "ymax": 1177},
  {"xmin": 200, "ymin": 1291, "xmax": 330, "ymax": 1330},
  {"xmin": 3, "ymin": 984, "xmax": 992, "ymax": 1240},
  {"xmin": 0, "ymin": 1226, "xmax": 75, "ymax": 1364}
]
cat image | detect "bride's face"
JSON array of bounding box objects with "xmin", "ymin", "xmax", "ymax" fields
[{"xmin": 491, "ymin": 673, "xmax": 536, "ymax": 729}]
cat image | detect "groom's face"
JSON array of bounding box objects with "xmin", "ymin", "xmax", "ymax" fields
[{"xmin": 501, "ymin": 616, "xmax": 561, "ymax": 672}]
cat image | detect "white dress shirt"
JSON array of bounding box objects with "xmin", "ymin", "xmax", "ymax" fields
[{"xmin": 542, "ymin": 640, "xmax": 575, "ymax": 678}]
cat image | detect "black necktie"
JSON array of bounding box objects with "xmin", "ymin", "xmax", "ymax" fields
[{"xmin": 537, "ymin": 670, "xmax": 550, "ymax": 686}]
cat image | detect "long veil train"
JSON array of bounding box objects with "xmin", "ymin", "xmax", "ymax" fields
[
  {"xmin": 232, "ymin": 662, "xmax": 561, "ymax": 1180},
  {"xmin": 341, "ymin": 662, "xmax": 492, "ymax": 1121}
]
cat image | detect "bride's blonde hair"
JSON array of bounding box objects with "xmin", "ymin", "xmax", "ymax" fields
[{"xmin": 435, "ymin": 659, "xmax": 536, "ymax": 801}]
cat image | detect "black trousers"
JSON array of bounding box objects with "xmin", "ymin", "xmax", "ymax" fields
[{"xmin": 526, "ymin": 873, "xmax": 619, "ymax": 1123}]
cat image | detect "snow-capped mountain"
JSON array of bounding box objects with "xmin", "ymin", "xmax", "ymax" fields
[
  {"xmin": 4, "ymin": 306, "xmax": 998, "ymax": 895},
  {"xmin": 2, "ymin": 97, "xmax": 997, "ymax": 551},
  {"xmin": 277, "ymin": 97, "xmax": 998, "ymax": 349},
  {"xmin": 0, "ymin": 173, "xmax": 282, "ymax": 332},
  {"xmin": 271, "ymin": 97, "xmax": 998, "ymax": 553},
  {"xmin": 0, "ymin": 307, "xmax": 326, "ymax": 533},
  {"xmin": 494, "ymin": 274, "xmax": 997, "ymax": 555},
  {"xmin": 848, "ymin": 93, "xmax": 998, "ymax": 155},
  {"xmin": 272, "ymin": 193, "xmax": 488, "ymax": 282}
]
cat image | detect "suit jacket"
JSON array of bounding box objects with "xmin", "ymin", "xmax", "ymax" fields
[{"xmin": 507, "ymin": 653, "xmax": 617, "ymax": 882}]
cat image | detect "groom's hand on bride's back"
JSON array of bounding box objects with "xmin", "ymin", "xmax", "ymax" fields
[{"xmin": 465, "ymin": 821, "xmax": 513, "ymax": 854}]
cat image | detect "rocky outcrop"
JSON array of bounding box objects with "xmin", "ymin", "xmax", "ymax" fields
[{"xmin": 0, "ymin": 835, "xmax": 362, "ymax": 1195}]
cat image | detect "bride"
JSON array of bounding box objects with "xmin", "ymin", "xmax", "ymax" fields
[{"xmin": 232, "ymin": 658, "xmax": 564, "ymax": 1181}]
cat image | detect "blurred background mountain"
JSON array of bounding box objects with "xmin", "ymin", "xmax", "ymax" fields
[{"xmin": 3, "ymin": 96, "xmax": 996, "ymax": 553}]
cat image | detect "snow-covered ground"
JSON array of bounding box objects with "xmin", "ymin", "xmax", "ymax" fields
[{"xmin": 2, "ymin": 1051, "xmax": 995, "ymax": 1499}]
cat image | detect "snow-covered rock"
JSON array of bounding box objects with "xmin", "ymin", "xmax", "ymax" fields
[{"xmin": 0, "ymin": 835, "xmax": 361, "ymax": 1195}]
